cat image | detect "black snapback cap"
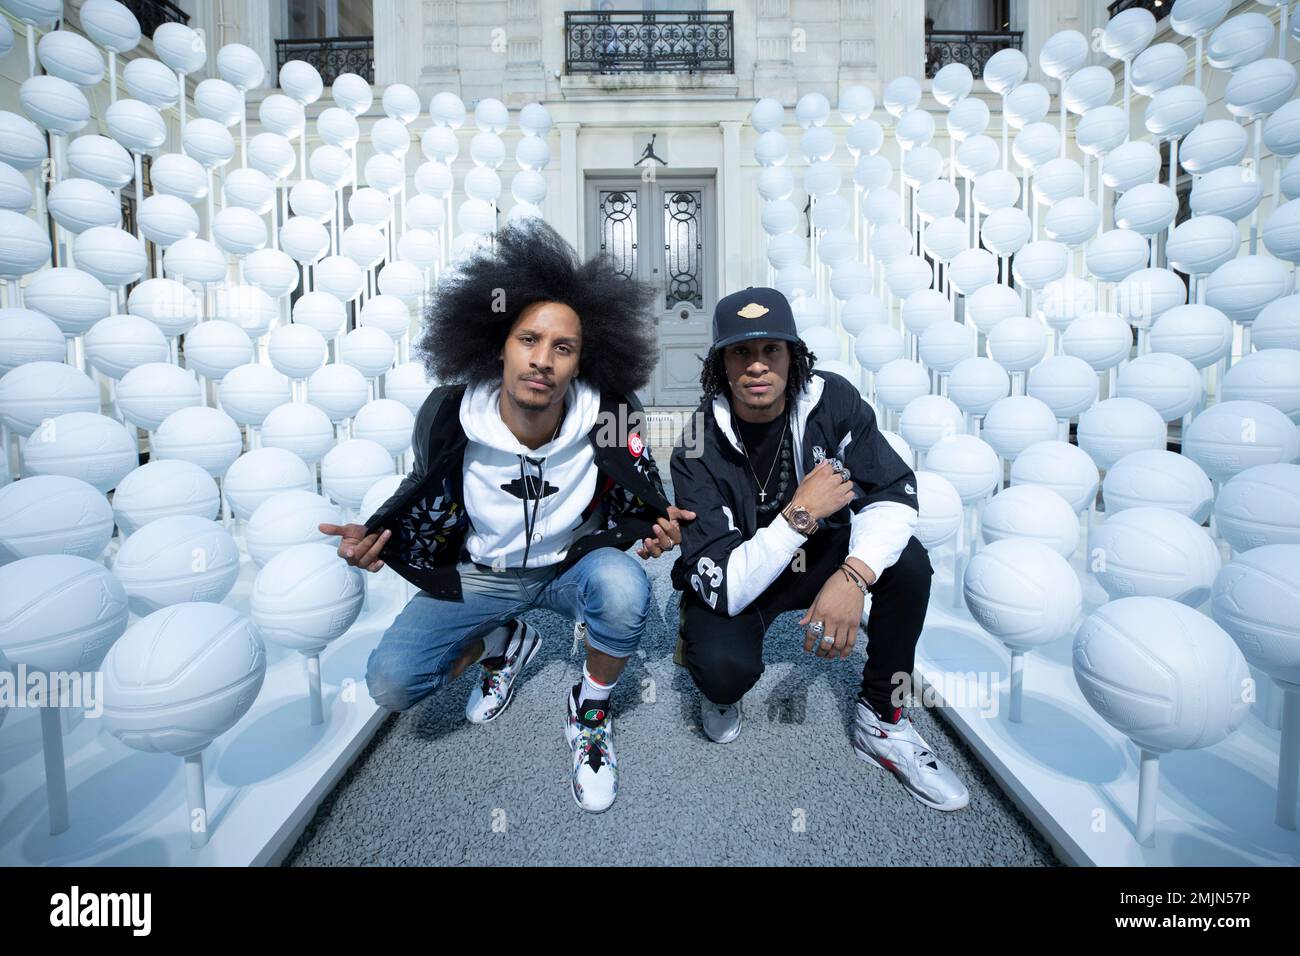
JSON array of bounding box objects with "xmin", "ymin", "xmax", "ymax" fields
[{"xmin": 710, "ymin": 286, "xmax": 801, "ymax": 351}]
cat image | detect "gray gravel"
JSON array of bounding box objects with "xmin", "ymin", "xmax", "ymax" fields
[{"xmin": 285, "ymin": 555, "xmax": 1059, "ymax": 867}]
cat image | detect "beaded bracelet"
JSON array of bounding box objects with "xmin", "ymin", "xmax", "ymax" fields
[{"xmin": 839, "ymin": 563, "xmax": 870, "ymax": 596}]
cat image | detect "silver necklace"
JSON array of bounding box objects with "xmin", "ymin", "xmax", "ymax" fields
[{"xmin": 739, "ymin": 412, "xmax": 788, "ymax": 504}]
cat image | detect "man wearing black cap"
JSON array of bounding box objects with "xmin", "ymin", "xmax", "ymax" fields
[{"xmin": 669, "ymin": 287, "xmax": 969, "ymax": 811}]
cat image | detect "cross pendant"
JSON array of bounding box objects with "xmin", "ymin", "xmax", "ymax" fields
[{"xmin": 759, "ymin": 490, "xmax": 767, "ymax": 502}]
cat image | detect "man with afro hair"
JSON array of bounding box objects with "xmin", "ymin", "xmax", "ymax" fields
[{"xmin": 321, "ymin": 219, "xmax": 694, "ymax": 813}]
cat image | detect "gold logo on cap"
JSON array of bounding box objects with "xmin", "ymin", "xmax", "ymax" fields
[{"xmin": 737, "ymin": 302, "xmax": 769, "ymax": 319}]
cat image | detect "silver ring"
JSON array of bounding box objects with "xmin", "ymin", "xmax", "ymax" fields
[
  {"xmin": 808, "ymin": 620, "xmax": 825, "ymax": 636},
  {"xmin": 820, "ymin": 633, "xmax": 835, "ymax": 646}
]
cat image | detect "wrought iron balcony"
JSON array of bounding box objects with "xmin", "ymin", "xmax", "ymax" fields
[
  {"xmin": 120, "ymin": 0, "xmax": 189, "ymax": 36},
  {"xmin": 565, "ymin": 10, "xmax": 734, "ymax": 75},
  {"xmin": 1107, "ymin": 0, "xmax": 1171, "ymax": 21},
  {"xmin": 275, "ymin": 36, "xmax": 374, "ymax": 88},
  {"xmin": 925, "ymin": 29, "xmax": 1024, "ymax": 79}
]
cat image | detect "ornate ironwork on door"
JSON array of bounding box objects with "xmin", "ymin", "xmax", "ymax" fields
[
  {"xmin": 275, "ymin": 36, "xmax": 375, "ymax": 87},
  {"xmin": 565, "ymin": 10, "xmax": 734, "ymax": 74},
  {"xmin": 598, "ymin": 190, "xmax": 639, "ymax": 281},
  {"xmin": 925, "ymin": 30, "xmax": 1023, "ymax": 79},
  {"xmin": 119, "ymin": 0, "xmax": 189, "ymax": 36},
  {"xmin": 663, "ymin": 190, "xmax": 702, "ymax": 310}
]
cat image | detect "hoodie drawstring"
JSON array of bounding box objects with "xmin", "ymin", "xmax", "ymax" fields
[{"xmin": 519, "ymin": 454, "xmax": 546, "ymax": 568}]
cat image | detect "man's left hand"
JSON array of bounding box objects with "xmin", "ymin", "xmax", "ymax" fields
[
  {"xmin": 636, "ymin": 506, "xmax": 697, "ymax": 559},
  {"xmin": 799, "ymin": 570, "xmax": 867, "ymax": 660}
]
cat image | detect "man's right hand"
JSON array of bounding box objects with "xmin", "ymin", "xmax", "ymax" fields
[
  {"xmin": 319, "ymin": 523, "xmax": 391, "ymax": 572},
  {"xmin": 788, "ymin": 460, "xmax": 856, "ymax": 520}
]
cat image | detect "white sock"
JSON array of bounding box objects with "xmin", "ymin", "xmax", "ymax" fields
[
  {"xmin": 476, "ymin": 623, "xmax": 513, "ymax": 664},
  {"xmin": 578, "ymin": 662, "xmax": 616, "ymax": 703}
]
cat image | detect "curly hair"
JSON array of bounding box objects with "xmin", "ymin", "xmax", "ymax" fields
[
  {"xmin": 700, "ymin": 339, "xmax": 818, "ymax": 406},
  {"xmin": 414, "ymin": 218, "xmax": 660, "ymax": 396}
]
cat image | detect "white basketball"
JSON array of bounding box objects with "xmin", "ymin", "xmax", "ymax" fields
[
  {"xmin": 289, "ymin": 179, "xmax": 336, "ymax": 222},
  {"xmin": 116, "ymin": 362, "xmax": 202, "ymax": 430},
  {"xmin": 182, "ymin": 117, "xmax": 235, "ymax": 169},
  {"xmin": 984, "ymin": 47, "xmax": 1028, "ymax": 95},
  {"xmin": 1010, "ymin": 439, "xmax": 1099, "ymax": 512},
  {"xmin": 104, "ymin": 97, "xmax": 165, "ymax": 151},
  {"xmin": 1092, "ymin": 506, "xmax": 1221, "ymax": 604},
  {"xmin": 321, "ymin": 438, "xmax": 398, "ymax": 509},
  {"xmin": 1114, "ymin": 267, "xmax": 1187, "ymax": 328},
  {"xmin": 179, "ymin": 320, "xmax": 252, "ymax": 381},
  {"xmin": 874, "ymin": 358, "xmax": 930, "ymax": 413},
  {"xmin": 397, "ymin": 229, "xmax": 439, "ymax": 270},
  {"xmin": 341, "ymin": 326, "xmax": 395, "ymax": 379},
  {"xmin": 983, "ymin": 206, "xmax": 1034, "ymax": 258},
  {"xmin": 900, "ymin": 394, "xmax": 964, "ymax": 453},
  {"xmin": 1144, "ymin": 85, "xmax": 1206, "ymax": 140},
  {"xmin": 124, "ymin": 277, "xmax": 198, "ymax": 338},
  {"xmin": 933, "ymin": 62, "xmax": 974, "ymax": 108},
  {"xmin": 1183, "ymin": 400, "xmax": 1300, "ymax": 482},
  {"xmin": 1044, "ymin": 196, "xmax": 1100, "ymax": 246},
  {"xmin": 1104, "ymin": 448, "xmax": 1214, "ymax": 521},
  {"xmin": 365, "ymin": 152, "xmax": 405, "ymax": 194},
  {"xmin": 84, "ymin": 314, "xmax": 167, "ymax": 379},
  {"xmin": 342, "ymin": 222, "xmax": 387, "ymax": 268},
  {"xmin": 1114, "ymin": 182, "xmax": 1178, "ymax": 236},
  {"xmin": 243, "ymin": 248, "xmax": 298, "ymax": 298},
  {"xmin": 914, "ymin": 471, "xmax": 963, "ymax": 549},
  {"xmin": 354, "ymin": 399, "xmax": 415, "ymax": 457},
  {"xmin": 280, "ymin": 215, "xmax": 330, "ymax": 264},
  {"xmin": 1206, "ymin": 256, "xmax": 1292, "ymax": 325},
  {"xmin": 902, "ymin": 289, "xmax": 951, "ymax": 337},
  {"xmin": 360, "ymin": 474, "xmax": 404, "ymax": 523},
  {"xmin": 1086, "ymin": 229, "xmax": 1150, "ymax": 284},
  {"xmin": 258, "ymin": 92, "xmax": 305, "ymax": 139},
  {"xmin": 1062, "ymin": 311, "xmax": 1134, "ymax": 371},
  {"xmin": 152, "ymin": 406, "xmax": 242, "ymax": 476},
  {"xmin": 1040, "ymin": 274, "xmax": 1097, "ymax": 331},
  {"xmin": 1167, "ymin": 215, "xmax": 1240, "ymax": 275},
  {"xmin": 947, "ymin": 357, "xmax": 1009, "ymax": 416},
  {"xmin": 260, "ymin": 401, "xmax": 335, "ymax": 465},
  {"xmin": 123, "ymin": 57, "xmax": 178, "ymax": 108},
  {"xmin": 220, "ymin": 362, "xmax": 291, "ymax": 427},
  {"xmin": 1211, "ymin": 545, "xmax": 1300, "ymax": 682},
  {"xmin": 113, "ymin": 514, "xmax": 239, "ymax": 614},
  {"xmin": 251, "ymin": 543, "xmax": 364, "ymax": 654},
  {"xmin": 66, "ymin": 134, "xmax": 132, "ymax": 193},
  {"xmin": 223, "ymin": 447, "xmax": 314, "ymax": 522},
  {"xmin": 925, "ymin": 434, "xmax": 1001, "ymax": 503},
  {"xmin": 215, "ymin": 42, "xmax": 265, "ymax": 91},
  {"xmin": 1221, "ymin": 348, "xmax": 1300, "ymax": 421},
  {"xmin": 110, "ymin": 459, "xmax": 220, "ymax": 535},
  {"xmin": 1265, "ymin": 98, "xmax": 1300, "ymax": 157},
  {"xmin": 348, "ymin": 186, "xmax": 391, "ymax": 226},
  {"xmin": 1078, "ymin": 397, "xmax": 1167, "ymax": 470},
  {"xmin": 1026, "ymin": 354, "xmax": 1097, "ymax": 419},
  {"xmin": 963, "ymin": 538, "xmax": 1081, "ymax": 649},
  {"xmin": 895, "ymin": 109, "xmax": 934, "ymax": 149},
  {"xmin": 884, "ymin": 76, "xmax": 922, "ymax": 117},
  {"xmin": 0, "ymin": 208, "xmax": 49, "ymax": 277},
  {"xmin": 1012, "ymin": 122, "xmax": 1060, "ymax": 171},
  {"xmin": 0, "ymin": 474, "xmax": 112, "ymax": 563},
  {"xmin": 1043, "ymin": 28, "xmax": 1091, "ymax": 77},
  {"xmin": 385, "ymin": 362, "xmax": 436, "ymax": 414},
  {"xmin": 1131, "ymin": 42, "xmax": 1188, "ymax": 96},
  {"xmin": 1225, "ymin": 58, "xmax": 1297, "ymax": 119},
  {"xmin": 966, "ymin": 283, "xmax": 1024, "ymax": 333},
  {"xmin": 20, "ymin": 74, "xmax": 90, "ymax": 135},
  {"xmin": 308, "ymin": 363, "xmax": 370, "ymax": 422},
  {"xmin": 0, "ymin": 110, "xmax": 47, "ymax": 171},
  {"xmin": 80, "ymin": 0, "xmax": 142, "ymax": 54},
  {"xmin": 885, "ymin": 256, "xmax": 933, "ymax": 299},
  {"xmin": 981, "ymin": 483, "xmax": 1080, "ymax": 557},
  {"xmin": 210, "ymin": 206, "xmax": 266, "ymax": 257},
  {"xmin": 315, "ymin": 255, "xmax": 365, "ymax": 302},
  {"xmin": 360, "ymin": 295, "xmax": 410, "ymax": 341},
  {"xmin": 974, "ymin": 168, "xmax": 1020, "ymax": 211},
  {"xmin": 149, "ymin": 152, "xmax": 208, "ymax": 203},
  {"xmin": 212, "ymin": 283, "xmax": 277, "ymax": 340},
  {"xmin": 268, "ymin": 323, "xmax": 328, "ymax": 380},
  {"xmin": 1073, "ymin": 596, "xmax": 1249, "ymax": 752},
  {"xmin": 1180, "ymin": 118, "xmax": 1248, "ymax": 175},
  {"xmin": 248, "ymin": 133, "xmax": 296, "ymax": 180},
  {"xmin": 279, "ymin": 60, "xmax": 323, "ymax": 105},
  {"xmin": 988, "ymin": 316, "xmax": 1048, "ymax": 373},
  {"xmin": 1012, "ymin": 240, "xmax": 1068, "ymax": 289},
  {"xmin": 163, "ymin": 236, "xmax": 227, "ymax": 284},
  {"xmin": 101, "ymin": 602, "xmax": 265, "ymax": 756},
  {"xmin": 1076, "ymin": 109, "xmax": 1127, "ymax": 159},
  {"xmin": 246, "ymin": 490, "xmax": 343, "ymax": 568},
  {"xmin": 1191, "ymin": 164, "xmax": 1262, "ymax": 223},
  {"xmin": 0, "ymin": 554, "xmax": 127, "ymax": 672},
  {"xmin": 138, "ymin": 193, "xmax": 200, "ymax": 247},
  {"xmin": 1254, "ymin": 295, "xmax": 1300, "ymax": 350},
  {"xmin": 383, "ymin": 83, "xmax": 421, "ymax": 124},
  {"xmin": 0, "ymin": 159, "xmax": 33, "ymax": 213},
  {"xmin": 1149, "ymin": 303, "xmax": 1233, "ymax": 367},
  {"xmin": 923, "ymin": 216, "xmax": 969, "ymax": 262},
  {"xmin": 73, "ymin": 225, "xmax": 146, "ymax": 288},
  {"xmin": 853, "ymin": 324, "xmax": 905, "ymax": 371},
  {"xmin": 1034, "ymin": 157, "xmax": 1084, "ymax": 206},
  {"xmin": 152, "ymin": 22, "xmax": 205, "ymax": 74},
  {"xmin": 1103, "ymin": 140, "xmax": 1162, "ymax": 193},
  {"xmin": 948, "ymin": 97, "xmax": 989, "ymax": 139},
  {"xmin": 919, "ymin": 320, "xmax": 975, "ymax": 373},
  {"xmin": 1263, "ymin": 197, "xmax": 1300, "ymax": 262},
  {"xmin": 48, "ymin": 177, "xmax": 120, "ymax": 234},
  {"xmin": 25, "ymin": 266, "xmax": 111, "ymax": 335},
  {"xmin": 1115, "ymin": 352, "xmax": 1203, "ymax": 420},
  {"xmin": 0, "ymin": 307, "xmax": 63, "ymax": 373},
  {"xmin": 293, "ymin": 291, "xmax": 347, "ymax": 338},
  {"xmin": 982, "ymin": 395, "xmax": 1059, "ymax": 462},
  {"xmin": 309, "ymin": 143, "xmax": 352, "ymax": 188},
  {"xmin": 1214, "ymin": 464, "xmax": 1300, "ymax": 551},
  {"xmin": 0, "ymin": 361, "xmax": 99, "ymax": 436}
]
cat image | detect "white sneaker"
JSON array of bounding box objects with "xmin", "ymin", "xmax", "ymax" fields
[
  {"xmin": 564, "ymin": 685, "xmax": 618, "ymax": 813},
  {"xmin": 464, "ymin": 620, "xmax": 542, "ymax": 724},
  {"xmin": 701, "ymin": 695, "xmax": 743, "ymax": 744},
  {"xmin": 853, "ymin": 699, "xmax": 969, "ymax": 811}
]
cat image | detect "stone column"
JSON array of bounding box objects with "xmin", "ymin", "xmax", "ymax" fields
[
  {"xmin": 557, "ymin": 121, "xmax": 581, "ymax": 251},
  {"xmin": 720, "ymin": 120, "xmax": 744, "ymax": 293},
  {"xmin": 374, "ymin": 0, "xmax": 423, "ymax": 89}
]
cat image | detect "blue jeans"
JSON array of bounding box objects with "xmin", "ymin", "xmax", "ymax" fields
[{"xmin": 366, "ymin": 547, "xmax": 652, "ymax": 712}]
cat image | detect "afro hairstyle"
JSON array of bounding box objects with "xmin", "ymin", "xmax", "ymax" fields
[{"xmin": 415, "ymin": 217, "xmax": 660, "ymax": 396}]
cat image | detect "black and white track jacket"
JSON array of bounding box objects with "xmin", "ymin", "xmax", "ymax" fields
[
  {"xmin": 669, "ymin": 370, "xmax": 920, "ymax": 617},
  {"xmin": 364, "ymin": 382, "xmax": 672, "ymax": 600}
]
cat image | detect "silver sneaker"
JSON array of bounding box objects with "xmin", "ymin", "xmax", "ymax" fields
[
  {"xmin": 464, "ymin": 620, "xmax": 542, "ymax": 724},
  {"xmin": 853, "ymin": 699, "xmax": 969, "ymax": 811},
  {"xmin": 701, "ymin": 695, "xmax": 743, "ymax": 744}
]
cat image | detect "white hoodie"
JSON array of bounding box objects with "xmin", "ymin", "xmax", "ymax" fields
[{"xmin": 459, "ymin": 378, "xmax": 603, "ymax": 569}]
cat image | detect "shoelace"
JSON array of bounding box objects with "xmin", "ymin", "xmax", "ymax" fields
[{"xmin": 576, "ymin": 721, "xmax": 610, "ymax": 772}]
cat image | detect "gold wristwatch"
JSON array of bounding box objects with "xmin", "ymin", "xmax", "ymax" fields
[{"xmin": 781, "ymin": 501, "xmax": 818, "ymax": 537}]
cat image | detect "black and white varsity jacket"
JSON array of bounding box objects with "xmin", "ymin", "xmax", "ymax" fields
[
  {"xmin": 364, "ymin": 383, "xmax": 672, "ymax": 600},
  {"xmin": 669, "ymin": 370, "xmax": 920, "ymax": 617}
]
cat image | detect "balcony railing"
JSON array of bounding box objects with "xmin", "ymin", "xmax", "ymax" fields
[
  {"xmin": 275, "ymin": 36, "xmax": 374, "ymax": 87},
  {"xmin": 925, "ymin": 29, "xmax": 1024, "ymax": 79},
  {"xmin": 1107, "ymin": 0, "xmax": 1171, "ymax": 21},
  {"xmin": 120, "ymin": 0, "xmax": 189, "ymax": 35},
  {"xmin": 564, "ymin": 10, "xmax": 734, "ymax": 75}
]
